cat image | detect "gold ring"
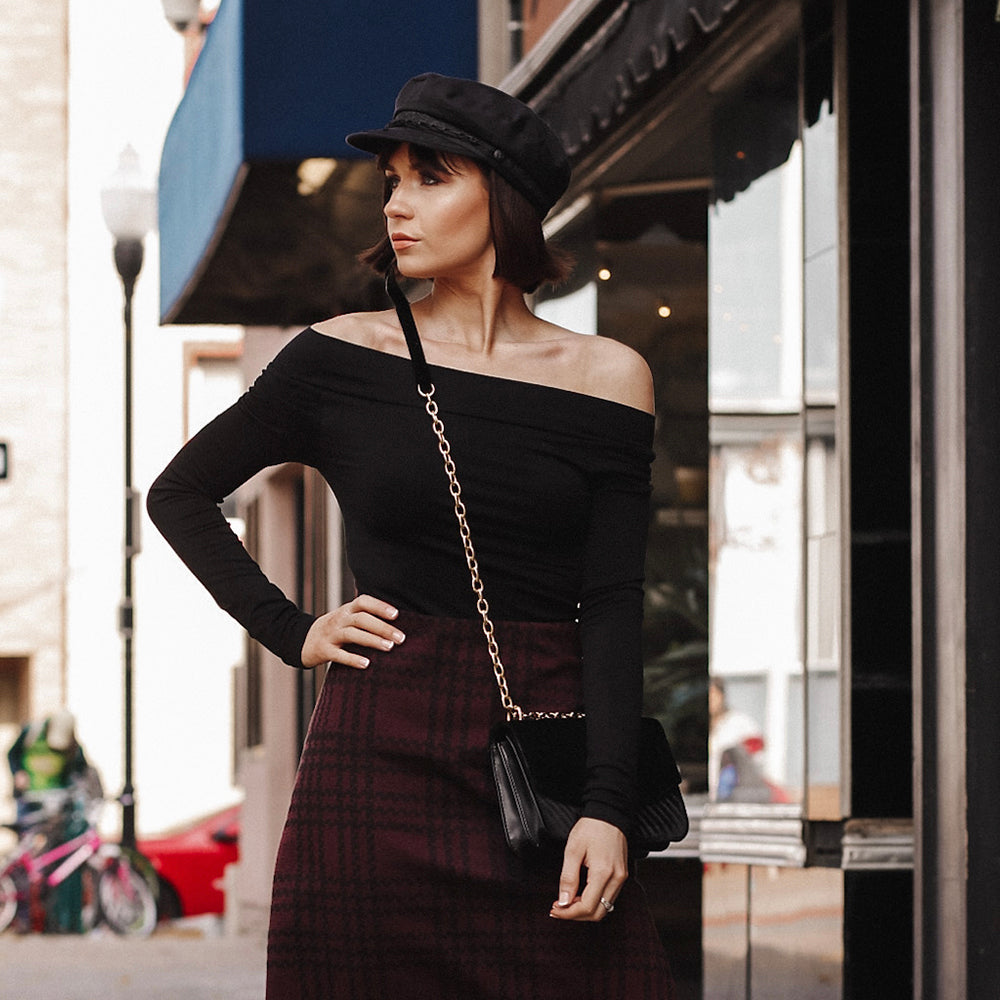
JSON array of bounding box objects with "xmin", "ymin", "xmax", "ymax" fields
[{"xmin": 600, "ymin": 896, "xmax": 615, "ymax": 913}]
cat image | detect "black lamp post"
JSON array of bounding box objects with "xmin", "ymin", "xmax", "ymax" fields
[{"xmin": 100, "ymin": 145, "xmax": 156, "ymax": 850}]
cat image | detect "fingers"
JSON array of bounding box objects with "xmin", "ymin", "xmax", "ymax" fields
[
  {"xmin": 549, "ymin": 819, "xmax": 628, "ymax": 923},
  {"xmin": 553, "ymin": 843, "xmax": 583, "ymax": 912},
  {"xmin": 350, "ymin": 593, "xmax": 401, "ymax": 623},
  {"xmin": 550, "ymin": 865, "xmax": 626, "ymax": 922},
  {"xmin": 577, "ymin": 863, "xmax": 626, "ymax": 921},
  {"xmin": 300, "ymin": 595, "xmax": 406, "ymax": 669},
  {"xmin": 341, "ymin": 612, "xmax": 405, "ymax": 650}
]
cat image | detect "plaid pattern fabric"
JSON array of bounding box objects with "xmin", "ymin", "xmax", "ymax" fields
[{"xmin": 266, "ymin": 612, "xmax": 674, "ymax": 999}]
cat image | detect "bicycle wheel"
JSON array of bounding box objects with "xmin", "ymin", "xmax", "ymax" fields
[
  {"xmin": 97, "ymin": 859, "xmax": 157, "ymax": 936},
  {"xmin": 0, "ymin": 872, "xmax": 18, "ymax": 932}
]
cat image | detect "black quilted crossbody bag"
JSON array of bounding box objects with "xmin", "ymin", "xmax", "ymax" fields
[{"xmin": 386, "ymin": 273, "xmax": 689, "ymax": 857}]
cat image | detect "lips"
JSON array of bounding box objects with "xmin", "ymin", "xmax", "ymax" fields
[{"xmin": 390, "ymin": 233, "xmax": 418, "ymax": 250}]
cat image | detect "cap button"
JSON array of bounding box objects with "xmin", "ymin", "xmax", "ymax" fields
[{"xmin": 492, "ymin": 148, "xmax": 503, "ymax": 160}]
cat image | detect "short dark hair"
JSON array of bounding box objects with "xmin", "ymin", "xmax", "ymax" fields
[{"xmin": 359, "ymin": 144, "xmax": 573, "ymax": 293}]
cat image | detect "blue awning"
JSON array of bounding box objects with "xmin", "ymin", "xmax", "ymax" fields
[{"xmin": 159, "ymin": 0, "xmax": 477, "ymax": 325}]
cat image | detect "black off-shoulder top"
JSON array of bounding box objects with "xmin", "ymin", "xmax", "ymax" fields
[{"xmin": 147, "ymin": 329, "xmax": 654, "ymax": 833}]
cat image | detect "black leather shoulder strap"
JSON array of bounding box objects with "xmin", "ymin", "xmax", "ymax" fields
[{"xmin": 385, "ymin": 271, "xmax": 433, "ymax": 392}]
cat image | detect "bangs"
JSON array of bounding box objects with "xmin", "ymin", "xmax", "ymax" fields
[{"xmin": 376, "ymin": 143, "xmax": 469, "ymax": 180}]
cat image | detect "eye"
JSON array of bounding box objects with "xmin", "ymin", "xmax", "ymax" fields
[{"xmin": 420, "ymin": 171, "xmax": 442, "ymax": 186}]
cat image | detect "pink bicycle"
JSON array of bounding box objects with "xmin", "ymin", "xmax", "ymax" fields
[{"xmin": 0, "ymin": 792, "xmax": 157, "ymax": 936}]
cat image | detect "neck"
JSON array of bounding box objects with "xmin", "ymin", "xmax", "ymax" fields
[{"xmin": 413, "ymin": 275, "xmax": 533, "ymax": 355}]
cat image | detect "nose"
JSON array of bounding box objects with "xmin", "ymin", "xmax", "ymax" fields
[{"xmin": 384, "ymin": 185, "xmax": 411, "ymax": 220}]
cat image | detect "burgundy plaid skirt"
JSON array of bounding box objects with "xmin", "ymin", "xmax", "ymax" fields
[{"xmin": 266, "ymin": 612, "xmax": 674, "ymax": 999}]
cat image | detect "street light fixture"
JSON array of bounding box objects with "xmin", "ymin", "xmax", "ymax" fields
[
  {"xmin": 100, "ymin": 144, "xmax": 156, "ymax": 851},
  {"xmin": 161, "ymin": 0, "xmax": 201, "ymax": 32}
]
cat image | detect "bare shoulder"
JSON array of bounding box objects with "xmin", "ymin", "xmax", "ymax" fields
[
  {"xmin": 564, "ymin": 330, "xmax": 655, "ymax": 414},
  {"xmin": 311, "ymin": 309, "xmax": 405, "ymax": 354}
]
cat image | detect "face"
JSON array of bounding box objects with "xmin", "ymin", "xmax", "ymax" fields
[{"xmin": 382, "ymin": 144, "xmax": 494, "ymax": 282}]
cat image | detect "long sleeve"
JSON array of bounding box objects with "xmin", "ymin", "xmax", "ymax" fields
[
  {"xmin": 577, "ymin": 425, "xmax": 654, "ymax": 835},
  {"xmin": 146, "ymin": 349, "xmax": 319, "ymax": 668}
]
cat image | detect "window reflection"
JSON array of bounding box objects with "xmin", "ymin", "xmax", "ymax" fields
[
  {"xmin": 708, "ymin": 143, "xmax": 803, "ymax": 412},
  {"xmin": 805, "ymin": 99, "xmax": 839, "ymax": 404},
  {"xmin": 749, "ymin": 867, "xmax": 843, "ymax": 998},
  {"xmin": 706, "ymin": 30, "xmax": 841, "ymax": 818},
  {"xmin": 709, "ymin": 39, "xmax": 801, "ymax": 414},
  {"xmin": 805, "ymin": 413, "xmax": 841, "ymax": 817},
  {"xmin": 703, "ymin": 863, "xmax": 750, "ymax": 998},
  {"xmin": 710, "ymin": 675, "xmax": 774, "ymax": 803},
  {"xmin": 704, "ymin": 863, "xmax": 844, "ymax": 999},
  {"xmin": 534, "ymin": 280, "xmax": 597, "ymax": 335},
  {"xmin": 709, "ymin": 419, "xmax": 803, "ymax": 803}
]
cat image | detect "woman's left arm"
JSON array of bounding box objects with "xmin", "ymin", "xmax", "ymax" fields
[{"xmin": 550, "ymin": 393, "xmax": 655, "ymax": 922}]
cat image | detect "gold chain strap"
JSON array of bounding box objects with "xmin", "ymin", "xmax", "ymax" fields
[{"xmin": 418, "ymin": 384, "xmax": 583, "ymax": 722}]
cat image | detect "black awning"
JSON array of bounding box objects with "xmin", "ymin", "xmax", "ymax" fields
[{"xmin": 524, "ymin": 0, "xmax": 742, "ymax": 157}]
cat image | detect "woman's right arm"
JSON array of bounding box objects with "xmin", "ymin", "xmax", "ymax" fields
[
  {"xmin": 148, "ymin": 340, "xmax": 405, "ymax": 670},
  {"xmin": 146, "ymin": 338, "xmax": 345, "ymax": 667},
  {"xmin": 147, "ymin": 384, "xmax": 318, "ymax": 668}
]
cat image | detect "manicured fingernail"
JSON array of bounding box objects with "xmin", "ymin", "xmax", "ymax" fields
[
  {"xmin": 387, "ymin": 606, "xmax": 399, "ymax": 618},
  {"xmin": 392, "ymin": 631, "xmax": 405, "ymax": 643},
  {"xmin": 359, "ymin": 657, "xmax": 370, "ymax": 668},
  {"xmin": 558, "ymin": 892, "xmax": 570, "ymax": 907}
]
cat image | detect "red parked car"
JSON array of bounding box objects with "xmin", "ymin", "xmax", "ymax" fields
[{"xmin": 137, "ymin": 804, "xmax": 240, "ymax": 920}]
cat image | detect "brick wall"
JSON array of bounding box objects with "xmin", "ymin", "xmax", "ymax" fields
[
  {"xmin": 521, "ymin": 0, "xmax": 576, "ymax": 54},
  {"xmin": 0, "ymin": 0, "xmax": 70, "ymax": 722}
]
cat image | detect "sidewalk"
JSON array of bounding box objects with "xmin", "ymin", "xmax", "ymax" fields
[{"xmin": 0, "ymin": 918, "xmax": 266, "ymax": 1000}]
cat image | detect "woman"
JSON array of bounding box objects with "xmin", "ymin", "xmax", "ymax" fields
[{"xmin": 147, "ymin": 73, "xmax": 673, "ymax": 998}]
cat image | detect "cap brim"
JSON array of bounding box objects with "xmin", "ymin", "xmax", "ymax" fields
[{"xmin": 346, "ymin": 126, "xmax": 486, "ymax": 164}]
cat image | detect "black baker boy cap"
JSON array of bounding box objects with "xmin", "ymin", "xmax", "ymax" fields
[{"xmin": 347, "ymin": 73, "xmax": 571, "ymax": 217}]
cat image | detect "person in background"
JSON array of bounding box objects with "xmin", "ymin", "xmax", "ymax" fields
[
  {"xmin": 7, "ymin": 709, "xmax": 97, "ymax": 932},
  {"xmin": 8, "ymin": 710, "xmax": 89, "ymax": 806},
  {"xmin": 708, "ymin": 677, "xmax": 781, "ymax": 803}
]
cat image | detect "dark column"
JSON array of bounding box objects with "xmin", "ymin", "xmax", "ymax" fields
[
  {"xmin": 909, "ymin": 1, "xmax": 1000, "ymax": 997},
  {"xmin": 843, "ymin": 871, "xmax": 914, "ymax": 999},
  {"xmin": 845, "ymin": 0, "xmax": 913, "ymax": 824},
  {"xmin": 961, "ymin": 4, "xmax": 1000, "ymax": 998},
  {"xmin": 843, "ymin": 0, "xmax": 915, "ymax": 993}
]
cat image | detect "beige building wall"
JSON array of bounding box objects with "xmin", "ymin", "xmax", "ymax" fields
[
  {"xmin": 227, "ymin": 326, "xmax": 309, "ymax": 934},
  {"xmin": 0, "ymin": 0, "xmax": 70, "ymax": 791}
]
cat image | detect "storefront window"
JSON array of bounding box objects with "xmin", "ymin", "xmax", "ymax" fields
[
  {"xmin": 804, "ymin": 99, "xmax": 839, "ymax": 404},
  {"xmin": 805, "ymin": 413, "xmax": 841, "ymax": 816},
  {"xmin": 803, "ymin": 31, "xmax": 841, "ymax": 820},
  {"xmin": 709, "ymin": 418, "xmax": 803, "ymax": 803},
  {"xmin": 708, "ymin": 142, "xmax": 803, "ymax": 413},
  {"xmin": 709, "ymin": 40, "xmax": 801, "ymax": 415},
  {"xmin": 536, "ymin": 12, "xmax": 840, "ymax": 833},
  {"xmin": 534, "ymin": 280, "xmax": 597, "ymax": 335},
  {"xmin": 706, "ymin": 31, "xmax": 841, "ymax": 820}
]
